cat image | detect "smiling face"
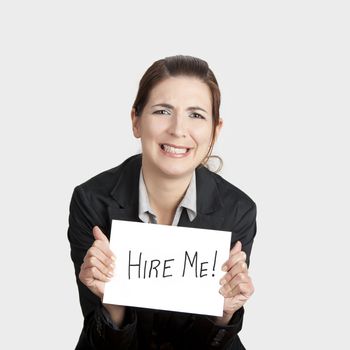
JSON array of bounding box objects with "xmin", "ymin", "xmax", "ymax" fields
[{"xmin": 131, "ymin": 76, "xmax": 222, "ymax": 179}]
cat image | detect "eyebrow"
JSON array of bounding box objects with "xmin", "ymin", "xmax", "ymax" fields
[{"xmin": 151, "ymin": 103, "xmax": 208, "ymax": 114}]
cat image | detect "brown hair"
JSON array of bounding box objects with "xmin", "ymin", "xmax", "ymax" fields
[{"xmin": 132, "ymin": 55, "xmax": 222, "ymax": 171}]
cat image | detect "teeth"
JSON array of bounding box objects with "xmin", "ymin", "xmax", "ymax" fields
[{"xmin": 162, "ymin": 144, "xmax": 188, "ymax": 154}]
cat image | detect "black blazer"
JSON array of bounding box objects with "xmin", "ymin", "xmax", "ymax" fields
[{"xmin": 68, "ymin": 154, "xmax": 257, "ymax": 350}]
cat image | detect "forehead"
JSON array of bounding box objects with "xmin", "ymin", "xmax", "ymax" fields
[{"xmin": 147, "ymin": 76, "xmax": 212, "ymax": 108}]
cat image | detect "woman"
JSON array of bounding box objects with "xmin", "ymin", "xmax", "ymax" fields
[{"xmin": 68, "ymin": 55, "xmax": 257, "ymax": 349}]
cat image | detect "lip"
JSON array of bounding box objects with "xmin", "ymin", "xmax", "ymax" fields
[
  {"xmin": 159, "ymin": 143, "xmax": 192, "ymax": 158},
  {"xmin": 160, "ymin": 143, "xmax": 191, "ymax": 149}
]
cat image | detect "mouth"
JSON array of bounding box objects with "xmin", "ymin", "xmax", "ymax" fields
[{"xmin": 159, "ymin": 143, "xmax": 191, "ymax": 155}]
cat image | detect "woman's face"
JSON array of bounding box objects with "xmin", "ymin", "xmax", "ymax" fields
[{"xmin": 131, "ymin": 76, "xmax": 222, "ymax": 179}]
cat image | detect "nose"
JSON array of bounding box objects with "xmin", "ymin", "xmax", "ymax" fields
[{"xmin": 168, "ymin": 114, "xmax": 187, "ymax": 138}]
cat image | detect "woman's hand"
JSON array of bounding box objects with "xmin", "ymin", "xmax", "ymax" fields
[
  {"xmin": 79, "ymin": 226, "xmax": 116, "ymax": 299},
  {"xmin": 79, "ymin": 226, "xmax": 126, "ymax": 327},
  {"xmin": 217, "ymin": 241, "xmax": 255, "ymax": 324}
]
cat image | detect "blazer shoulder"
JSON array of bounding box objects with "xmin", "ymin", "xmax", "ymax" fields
[
  {"xmin": 207, "ymin": 168, "xmax": 256, "ymax": 212},
  {"xmin": 74, "ymin": 154, "xmax": 141, "ymax": 198}
]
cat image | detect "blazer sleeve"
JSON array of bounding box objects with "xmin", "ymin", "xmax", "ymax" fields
[
  {"xmin": 185, "ymin": 201, "xmax": 257, "ymax": 349},
  {"xmin": 179, "ymin": 308, "xmax": 245, "ymax": 349},
  {"xmin": 67, "ymin": 185, "xmax": 138, "ymax": 350},
  {"xmin": 232, "ymin": 201, "xmax": 257, "ymax": 268}
]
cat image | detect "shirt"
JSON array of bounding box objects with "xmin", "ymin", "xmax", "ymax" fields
[{"xmin": 138, "ymin": 168, "xmax": 197, "ymax": 226}]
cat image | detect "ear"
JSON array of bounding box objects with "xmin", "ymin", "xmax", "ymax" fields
[
  {"xmin": 213, "ymin": 117, "xmax": 223, "ymax": 144},
  {"xmin": 131, "ymin": 108, "xmax": 141, "ymax": 138}
]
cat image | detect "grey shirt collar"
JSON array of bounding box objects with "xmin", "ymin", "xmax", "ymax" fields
[{"xmin": 138, "ymin": 168, "xmax": 197, "ymax": 225}]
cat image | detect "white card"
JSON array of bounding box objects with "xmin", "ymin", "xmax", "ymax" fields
[{"xmin": 103, "ymin": 220, "xmax": 231, "ymax": 316}]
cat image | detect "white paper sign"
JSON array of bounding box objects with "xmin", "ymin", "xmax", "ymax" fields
[{"xmin": 103, "ymin": 220, "xmax": 231, "ymax": 316}]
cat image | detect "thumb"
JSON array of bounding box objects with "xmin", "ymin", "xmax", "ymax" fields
[
  {"xmin": 230, "ymin": 240, "xmax": 242, "ymax": 256},
  {"xmin": 92, "ymin": 226, "xmax": 109, "ymax": 242}
]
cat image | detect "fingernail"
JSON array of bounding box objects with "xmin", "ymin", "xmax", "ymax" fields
[
  {"xmin": 219, "ymin": 287, "xmax": 224, "ymax": 295},
  {"xmin": 110, "ymin": 263, "xmax": 115, "ymax": 269},
  {"xmin": 108, "ymin": 271, "xmax": 113, "ymax": 278},
  {"xmin": 222, "ymin": 265, "xmax": 228, "ymax": 272},
  {"xmin": 220, "ymin": 279, "xmax": 226, "ymax": 286},
  {"xmin": 111, "ymin": 256, "xmax": 116, "ymax": 261}
]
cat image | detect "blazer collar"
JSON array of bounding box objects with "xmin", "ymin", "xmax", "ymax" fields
[
  {"xmin": 110, "ymin": 154, "xmax": 142, "ymax": 209},
  {"xmin": 109, "ymin": 154, "xmax": 223, "ymax": 215},
  {"xmin": 195, "ymin": 165, "xmax": 223, "ymax": 214}
]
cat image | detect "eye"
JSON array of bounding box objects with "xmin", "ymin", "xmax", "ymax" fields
[
  {"xmin": 189, "ymin": 112, "xmax": 205, "ymax": 120},
  {"xmin": 153, "ymin": 109, "xmax": 171, "ymax": 116}
]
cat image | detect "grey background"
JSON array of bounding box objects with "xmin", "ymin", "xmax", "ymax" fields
[{"xmin": 1, "ymin": 0, "xmax": 349, "ymax": 349}]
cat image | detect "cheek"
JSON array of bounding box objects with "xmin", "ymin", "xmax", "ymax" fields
[
  {"xmin": 191, "ymin": 126, "xmax": 213, "ymax": 148},
  {"xmin": 140, "ymin": 120, "xmax": 168, "ymax": 143}
]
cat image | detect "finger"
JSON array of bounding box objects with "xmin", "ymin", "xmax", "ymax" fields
[
  {"xmin": 92, "ymin": 239, "xmax": 116, "ymax": 261},
  {"xmin": 219, "ymin": 269, "xmax": 248, "ymax": 296},
  {"xmin": 221, "ymin": 250, "xmax": 246, "ymax": 273},
  {"xmin": 79, "ymin": 263, "xmax": 106, "ymax": 299},
  {"xmin": 83, "ymin": 264, "xmax": 111, "ymax": 283},
  {"xmin": 223, "ymin": 293, "xmax": 249, "ymax": 313},
  {"xmin": 220, "ymin": 260, "xmax": 247, "ymax": 285},
  {"xmin": 93, "ymin": 226, "xmax": 109, "ymax": 243},
  {"xmin": 227, "ymin": 280, "xmax": 254, "ymax": 298},
  {"xmin": 226, "ymin": 272, "xmax": 249, "ymax": 290},
  {"xmin": 220, "ymin": 272, "xmax": 250, "ymax": 289},
  {"xmin": 220, "ymin": 280, "xmax": 253, "ymax": 299},
  {"xmin": 221, "ymin": 241, "xmax": 242, "ymax": 271},
  {"xmin": 86, "ymin": 245, "xmax": 115, "ymax": 269},
  {"xmin": 230, "ymin": 241, "xmax": 242, "ymax": 257},
  {"xmin": 83, "ymin": 252, "xmax": 115, "ymax": 278},
  {"xmin": 220, "ymin": 258, "xmax": 248, "ymax": 285}
]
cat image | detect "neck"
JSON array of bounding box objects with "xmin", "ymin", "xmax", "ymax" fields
[{"xmin": 141, "ymin": 164, "xmax": 193, "ymax": 214}]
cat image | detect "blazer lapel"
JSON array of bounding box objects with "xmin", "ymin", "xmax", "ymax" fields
[
  {"xmin": 107, "ymin": 205, "xmax": 140, "ymax": 222},
  {"xmin": 107, "ymin": 154, "xmax": 142, "ymax": 223},
  {"xmin": 178, "ymin": 210, "xmax": 224, "ymax": 231},
  {"xmin": 179, "ymin": 165, "xmax": 224, "ymax": 230}
]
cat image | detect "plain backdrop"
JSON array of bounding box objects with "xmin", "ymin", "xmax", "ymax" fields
[{"xmin": 1, "ymin": 1, "xmax": 349, "ymax": 349}]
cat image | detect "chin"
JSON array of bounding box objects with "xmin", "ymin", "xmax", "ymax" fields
[
  {"xmin": 143, "ymin": 153, "xmax": 198, "ymax": 178},
  {"xmin": 157, "ymin": 164, "xmax": 194, "ymax": 178}
]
